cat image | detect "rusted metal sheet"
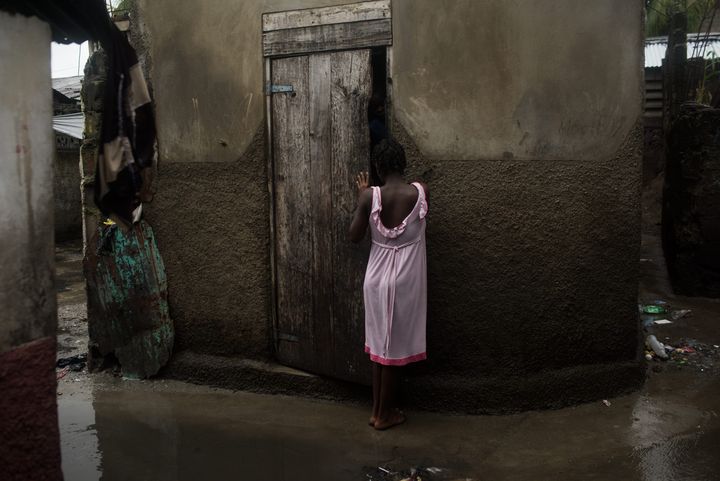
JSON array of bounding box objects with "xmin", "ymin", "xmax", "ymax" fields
[{"xmin": 85, "ymin": 220, "xmax": 174, "ymax": 379}]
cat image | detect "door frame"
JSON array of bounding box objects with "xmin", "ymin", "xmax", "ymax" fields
[{"xmin": 262, "ymin": 0, "xmax": 394, "ymax": 356}]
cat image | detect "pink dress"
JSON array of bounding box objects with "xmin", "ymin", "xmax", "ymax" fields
[{"xmin": 364, "ymin": 182, "xmax": 428, "ymax": 366}]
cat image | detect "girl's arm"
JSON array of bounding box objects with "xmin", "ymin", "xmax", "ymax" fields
[{"xmin": 348, "ymin": 172, "xmax": 372, "ymax": 243}]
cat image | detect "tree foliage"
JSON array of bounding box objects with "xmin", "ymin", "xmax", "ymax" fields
[{"xmin": 646, "ymin": 0, "xmax": 719, "ymax": 36}]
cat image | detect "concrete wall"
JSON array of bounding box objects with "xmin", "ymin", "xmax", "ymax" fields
[
  {"xmin": 136, "ymin": 0, "xmax": 346, "ymax": 356},
  {"xmin": 0, "ymin": 11, "xmax": 63, "ymax": 480},
  {"xmin": 54, "ymin": 145, "xmax": 82, "ymax": 241},
  {"xmin": 136, "ymin": 0, "xmax": 645, "ymax": 409},
  {"xmin": 392, "ymin": 0, "xmax": 642, "ymax": 161}
]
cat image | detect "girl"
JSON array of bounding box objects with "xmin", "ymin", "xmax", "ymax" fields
[{"xmin": 349, "ymin": 139, "xmax": 429, "ymax": 430}]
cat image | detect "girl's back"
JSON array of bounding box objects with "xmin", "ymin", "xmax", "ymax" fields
[{"xmin": 378, "ymin": 183, "xmax": 420, "ymax": 229}]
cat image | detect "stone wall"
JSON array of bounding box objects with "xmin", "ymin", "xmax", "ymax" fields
[{"xmin": 54, "ymin": 144, "xmax": 82, "ymax": 241}]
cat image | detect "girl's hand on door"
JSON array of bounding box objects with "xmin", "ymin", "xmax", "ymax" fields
[{"xmin": 355, "ymin": 171, "xmax": 370, "ymax": 197}]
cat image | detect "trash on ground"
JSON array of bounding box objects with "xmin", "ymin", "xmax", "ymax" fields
[
  {"xmin": 645, "ymin": 337, "xmax": 718, "ymax": 372},
  {"xmin": 646, "ymin": 335, "xmax": 669, "ymax": 359},
  {"xmin": 56, "ymin": 367, "xmax": 70, "ymax": 380},
  {"xmin": 602, "ymin": 399, "xmax": 611, "ymax": 407},
  {"xmin": 671, "ymin": 309, "xmax": 692, "ymax": 320},
  {"xmin": 364, "ymin": 465, "xmax": 456, "ymax": 481},
  {"xmin": 57, "ymin": 353, "xmax": 87, "ymax": 372},
  {"xmin": 643, "ymin": 305, "xmax": 667, "ymax": 315},
  {"xmin": 654, "ymin": 319, "xmax": 673, "ymax": 325}
]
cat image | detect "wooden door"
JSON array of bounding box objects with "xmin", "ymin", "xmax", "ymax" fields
[{"xmin": 271, "ymin": 49, "xmax": 371, "ymax": 384}]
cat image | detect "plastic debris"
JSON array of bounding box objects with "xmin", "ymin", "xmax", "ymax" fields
[
  {"xmin": 603, "ymin": 399, "xmax": 612, "ymax": 407},
  {"xmin": 643, "ymin": 305, "xmax": 667, "ymax": 315},
  {"xmin": 57, "ymin": 353, "xmax": 87, "ymax": 372},
  {"xmin": 56, "ymin": 367, "xmax": 70, "ymax": 380},
  {"xmin": 364, "ymin": 465, "xmax": 454, "ymax": 481},
  {"xmin": 646, "ymin": 335, "xmax": 669, "ymax": 359},
  {"xmin": 654, "ymin": 319, "xmax": 673, "ymax": 325},
  {"xmin": 671, "ymin": 309, "xmax": 692, "ymax": 320}
]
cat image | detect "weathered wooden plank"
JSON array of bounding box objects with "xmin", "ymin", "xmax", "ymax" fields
[
  {"xmin": 271, "ymin": 49, "xmax": 374, "ymax": 384},
  {"xmin": 272, "ymin": 55, "xmax": 312, "ymax": 368},
  {"xmin": 263, "ymin": 18, "xmax": 392, "ymax": 57},
  {"xmin": 264, "ymin": 58, "xmax": 279, "ymax": 349},
  {"xmin": 330, "ymin": 49, "xmax": 372, "ymax": 384},
  {"xmin": 263, "ymin": 0, "xmax": 391, "ymax": 32},
  {"xmin": 308, "ymin": 52, "xmax": 335, "ymax": 370}
]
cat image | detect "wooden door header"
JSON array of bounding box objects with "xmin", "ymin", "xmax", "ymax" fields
[{"xmin": 262, "ymin": 0, "xmax": 392, "ymax": 57}]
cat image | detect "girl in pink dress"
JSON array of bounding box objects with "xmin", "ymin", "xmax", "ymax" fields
[{"xmin": 349, "ymin": 139, "xmax": 428, "ymax": 430}]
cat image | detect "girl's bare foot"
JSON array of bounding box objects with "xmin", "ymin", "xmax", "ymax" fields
[
  {"xmin": 369, "ymin": 416, "xmax": 376, "ymax": 426},
  {"xmin": 373, "ymin": 409, "xmax": 406, "ymax": 430}
]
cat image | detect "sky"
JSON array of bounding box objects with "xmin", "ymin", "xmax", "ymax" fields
[
  {"xmin": 51, "ymin": 1, "xmax": 125, "ymax": 78},
  {"xmin": 51, "ymin": 41, "xmax": 90, "ymax": 78}
]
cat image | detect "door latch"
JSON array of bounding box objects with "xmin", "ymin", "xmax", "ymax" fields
[{"xmin": 266, "ymin": 83, "xmax": 294, "ymax": 94}]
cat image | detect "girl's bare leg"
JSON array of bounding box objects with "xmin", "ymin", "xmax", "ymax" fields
[
  {"xmin": 370, "ymin": 362, "xmax": 382, "ymax": 425},
  {"xmin": 374, "ymin": 365, "xmax": 405, "ymax": 430}
]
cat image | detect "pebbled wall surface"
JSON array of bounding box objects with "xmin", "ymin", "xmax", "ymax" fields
[{"xmin": 136, "ymin": 0, "xmax": 645, "ymax": 411}]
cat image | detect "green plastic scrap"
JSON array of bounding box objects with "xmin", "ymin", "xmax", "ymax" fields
[{"xmin": 643, "ymin": 305, "xmax": 667, "ymax": 315}]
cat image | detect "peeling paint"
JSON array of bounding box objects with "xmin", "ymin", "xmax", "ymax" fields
[{"xmin": 85, "ymin": 220, "xmax": 174, "ymax": 378}]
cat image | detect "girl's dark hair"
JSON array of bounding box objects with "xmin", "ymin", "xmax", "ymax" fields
[{"xmin": 371, "ymin": 138, "xmax": 406, "ymax": 175}]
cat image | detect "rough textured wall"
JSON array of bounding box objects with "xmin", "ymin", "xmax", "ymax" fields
[
  {"xmin": 137, "ymin": 0, "xmax": 645, "ymax": 406},
  {"xmin": 54, "ymin": 147, "xmax": 82, "ymax": 241},
  {"xmin": 137, "ymin": 0, "xmax": 345, "ymax": 357},
  {"xmin": 398, "ymin": 122, "xmax": 643, "ymax": 381},
  {"xmin": 0, "ymin": 11, "xmax": 63, "ymax": 480},
  {"xmin": 391, "ymin": 0, "xmax": 645, "ymax": 391},
  {"xmin": 143, "ymin": 130, "xmax": 271, "ymax": 356}
]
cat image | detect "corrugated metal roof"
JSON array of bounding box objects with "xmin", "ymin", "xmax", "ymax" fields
[
  {"xmin": 646, "ymin": 33, "xmax": 720, "ymax": 68},
  {"xmin": 53, "ymin": 112, "xmax": 84, "ymax": 139},
  {"xmin": 52, "ymin": 75, "xmax": 83, "ymax": 101}
]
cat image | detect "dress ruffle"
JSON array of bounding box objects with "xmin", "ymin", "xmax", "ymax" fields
[{"xmin": 370, "ymin": 183, "xmax": 427, "ymax": 238}]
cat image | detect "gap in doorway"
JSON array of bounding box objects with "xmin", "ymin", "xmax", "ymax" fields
[{"xmin": 369, "ymin": 46, "xmax": 388, "ymax": 186}]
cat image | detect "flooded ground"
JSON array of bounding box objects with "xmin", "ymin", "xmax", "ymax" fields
[
  {"xmin": 56, "ymin": 366, "xmax": 720, "ymax": 481},
  {"xmin": 56, "ymin": 182, "xmax": 720, "ymax": 481}
]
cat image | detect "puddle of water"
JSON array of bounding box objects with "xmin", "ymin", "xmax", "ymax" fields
[
  {"xmin": 57, "ymin": 370, "xmax": 720, "ymax": 481},
  {"xmin": 58, "ymin": 394, "xmax": 101, "ymax": 481}
]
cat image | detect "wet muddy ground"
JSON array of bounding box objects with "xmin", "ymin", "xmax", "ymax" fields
[{"xmin": 56, "ymin": 183, "xmax": 720, "ymax": 480}]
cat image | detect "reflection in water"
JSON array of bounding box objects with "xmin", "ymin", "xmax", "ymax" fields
[
  {"xmin": 76, "ymin": 387, "xmax": 384, "ymax": 481},
  {"xmin": 58, "ymin": 395, "xmax": 101, "ymax": 481},
  {"xmin": 93, "ymin": 389, "xmax": 180, "ymax": 481},
  {"xmin": 630, "ymin": 393, "xmax": 720, "ymax": 481},
  {"xmin": 57, "ymin": 375, "xmax": 720, "ymax": 481}
]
